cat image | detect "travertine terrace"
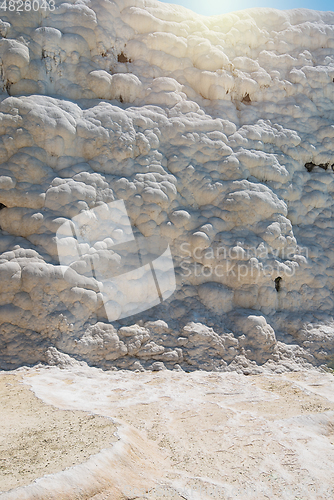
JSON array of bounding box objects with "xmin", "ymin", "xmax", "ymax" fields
[{"xmin": 0, "ymin": 1, "xmax": 334, "ymax": 373}]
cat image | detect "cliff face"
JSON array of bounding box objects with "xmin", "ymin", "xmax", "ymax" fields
[{"xmin": 1, "ymin": 0, "xmax": 334, "ymax": 372}]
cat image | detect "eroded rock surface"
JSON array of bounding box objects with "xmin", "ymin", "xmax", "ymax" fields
[{"xmin": 1, "ymin": 1, "xmax": 334, "ymax": 372}]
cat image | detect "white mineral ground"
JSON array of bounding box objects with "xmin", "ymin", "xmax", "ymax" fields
[{"xmin": 0, "ymin": 365, "xmax": 334, "ymax": 499}]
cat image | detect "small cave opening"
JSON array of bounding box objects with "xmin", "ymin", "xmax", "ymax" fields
[
  {"xmin": 274, "ymin": 276, "xmax": 282, "ymax": 292},
  {"xmin": 305, "ymin": 161, "xmax": 330, "ymax": 172},
  {"xmin": 117, "ymin": 52, "xmax": 131, "ymax": 63},
  {"xmin": 0, "ymin": 203, "xmax": 6, "ymax": 210},
  {"xmin": 242, "ymin": 93, "xmax": 251, "ymax": 104},
  {"xmin": 305, "ymin": 162, "xmax": 315, "ymax": 172}
]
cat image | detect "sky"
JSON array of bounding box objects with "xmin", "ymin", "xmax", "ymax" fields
[{"xmin": 157, "ymin": 0, "xmax": 334, "ymax": 17}]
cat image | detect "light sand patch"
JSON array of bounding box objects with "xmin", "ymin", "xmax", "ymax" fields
[
  {"xmin": 0, "ymin": 373, "xmax": 118, "ymax": 492},
  {"xmin": 2, "ymin": 367, "xmax": 334, "ymax": 499},
  {"xmin": 20, "ymin": 367, "xmax": 334, "ymax": 500}
]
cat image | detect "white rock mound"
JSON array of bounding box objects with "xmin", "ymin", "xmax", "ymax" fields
[{"xmin": 0, "ymin": 0, "xmax": 334, "ymax": 373}]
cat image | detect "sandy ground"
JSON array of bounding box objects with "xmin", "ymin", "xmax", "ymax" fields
[
  {"xmin": 1, "ymin": 367, "xmax": 334, "ymax": 499},
  {"xmin": 0, "ymin": 373, "xmax": 118, "ymax": 492}
]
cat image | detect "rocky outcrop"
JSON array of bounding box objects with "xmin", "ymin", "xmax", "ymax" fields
[{"xmin": 1, "ymin": 1, "xmax": 334, "ymax": 372}]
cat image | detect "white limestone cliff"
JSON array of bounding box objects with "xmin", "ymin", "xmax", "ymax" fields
[{"xmin": 0, "ymin": 0, "xmax": 334, "ymax": 373}]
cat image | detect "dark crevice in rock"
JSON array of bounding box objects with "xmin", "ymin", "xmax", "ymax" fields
[
  {"xmin": 0, "ymin": 203, "xmax": 6, "ymax": 210},
  {"xmin": 242, "ymin": 93, "xmax": 251, "ymax": 104},
  {"xmin": 274, "ymin": 276, "xmax": 282, "ymax": 292},
  {"xmin": 305, "ymin": 162, "xmax": 330, "ymax": 172},
  {"xmin": 117, "ymin": 52, "xmax": 131, "ymax": 63}
]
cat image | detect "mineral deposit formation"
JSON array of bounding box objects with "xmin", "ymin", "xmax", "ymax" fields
[{"xmin": 1, "ymin": 0, "xmax": 334, "ymax": 373}]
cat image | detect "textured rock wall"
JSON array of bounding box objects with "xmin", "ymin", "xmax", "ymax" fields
[{"xmin": 1, "ymin": 0, "xmax": 334, "ymax": 372}]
